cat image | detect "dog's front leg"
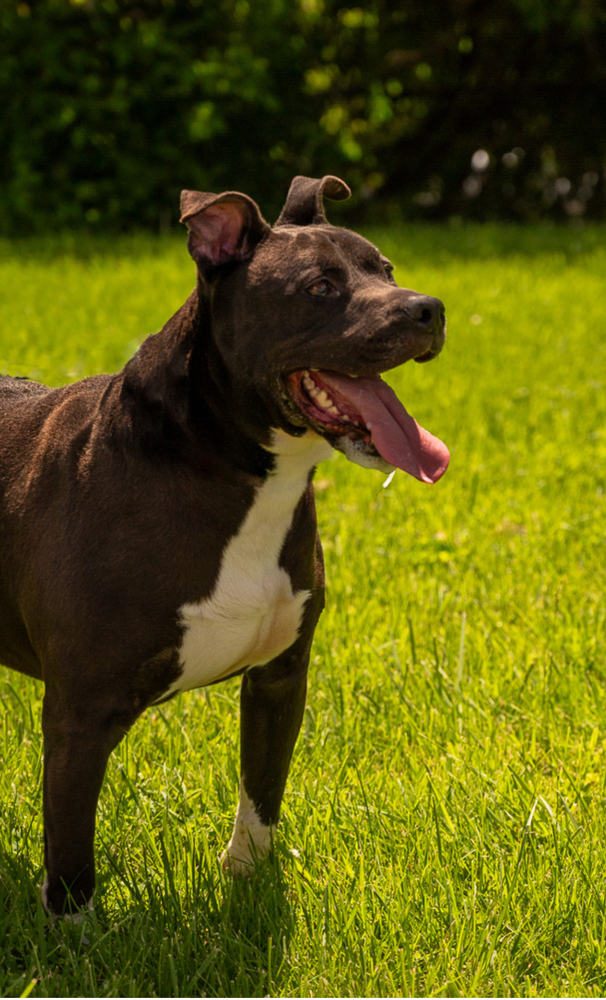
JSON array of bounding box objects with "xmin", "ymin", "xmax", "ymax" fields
[
  {"xmin": 222, "ymin": 626, "xmax": 316, "ymax": 873},
  {"xmin": 40, "ymin": 690, "xmax": 135, "ymax": 915}
]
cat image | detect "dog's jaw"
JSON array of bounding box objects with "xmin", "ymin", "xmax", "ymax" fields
[
  {"xmin": 283, "ymin": 368, "xmax": 449, "ymax": 482},
  {"xmin": 332, "ymin": 435, "xmax": 394, "ymax": 472}
]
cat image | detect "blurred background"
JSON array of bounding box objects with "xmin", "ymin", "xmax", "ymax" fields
[{"xmin": 1, "ymin": 0, "xmax": 605, "ymax": 233}]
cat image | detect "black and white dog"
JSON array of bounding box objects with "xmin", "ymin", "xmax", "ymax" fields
[{"xmin": 0, "ymin": 175, "xmax": 449, "ymax": 914}]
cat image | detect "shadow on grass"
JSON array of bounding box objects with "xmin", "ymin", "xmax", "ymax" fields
[
  {"xmin": 14, "ymin": 840, "xmax": 296, "ymax": 998},
  {"xmin": 0, "ymin": 840, "xmax": 297, "ymax": 997},
  {"xmin": 103, "ymin": 845, "xmax": 298, "ymax": 998},
  {"xmin": 0, "ymin": 847, "xmax": 49, "ymax": 996}
]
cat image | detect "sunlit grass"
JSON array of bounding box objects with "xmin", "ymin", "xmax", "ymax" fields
[{"xmin": 0, "ymin": 224, "xmax": 605, "ymax": 997}]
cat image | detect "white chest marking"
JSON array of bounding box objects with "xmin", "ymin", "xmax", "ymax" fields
[{"xmin": 164, "ymin": 430, "xmax": 332, "ymax": 698}]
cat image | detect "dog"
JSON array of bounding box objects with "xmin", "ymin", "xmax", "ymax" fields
[{"xmin": 0, "ymin": 175, "xmax": 449, "ymax": 915}]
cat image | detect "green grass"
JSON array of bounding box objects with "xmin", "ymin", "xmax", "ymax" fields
[{"xmin": 0, "ymin": 223, "xmax": 605, "ymax": 998}]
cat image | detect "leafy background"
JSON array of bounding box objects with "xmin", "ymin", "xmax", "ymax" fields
[{"xmin": 1, "ymin": 0, "xmax": 605, "ymax": 232}]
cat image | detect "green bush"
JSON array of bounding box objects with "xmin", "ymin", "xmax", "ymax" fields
[{"xmin": 1, "ymin": 0, "xmax": 605, "ymax": 232}]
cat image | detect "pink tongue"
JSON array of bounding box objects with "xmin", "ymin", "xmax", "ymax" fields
[{"xmin": 318, "ymin": 371, "xmax": 450, "ymax": 483}]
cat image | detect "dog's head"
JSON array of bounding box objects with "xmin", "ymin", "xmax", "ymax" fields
[{"xmin": 180, "ymin": 176, "xmax": 449, "ymax": 483}]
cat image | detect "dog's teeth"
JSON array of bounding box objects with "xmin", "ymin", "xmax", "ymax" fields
[
  {"xmin": 341, "ymin": 414, "xmax": 351, "ymax": 422},
  {"xmin": 302, "ymin": 375, "xmax": 344, "ymax": 416}
]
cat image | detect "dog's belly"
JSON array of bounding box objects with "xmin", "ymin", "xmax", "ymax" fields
[{"xmin": 162, "ymin": 429, "xmax": 331, "ymax": 699}]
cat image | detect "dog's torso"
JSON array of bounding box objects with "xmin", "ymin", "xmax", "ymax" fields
[{"xmin": 0, "ymin": 375, "xmax": 328, "ymax": 705}]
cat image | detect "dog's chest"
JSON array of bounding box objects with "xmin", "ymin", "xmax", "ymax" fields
[{"xmin": 163, "ymin": 431, "xmax": 332, "ymax": 698}]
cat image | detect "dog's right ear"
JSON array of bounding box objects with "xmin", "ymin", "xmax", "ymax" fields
[{"xmin": 180, "ymin": 191, "xmax": 270, "ymax": 270}]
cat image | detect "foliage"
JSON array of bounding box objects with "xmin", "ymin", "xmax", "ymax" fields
[
  {"xmin": 0, "ymin": 224, "xmax": 605, "ymax": 995},
  {"xmin": 1, "ymin": 0, "xmax": 605, "ymax": 232}
]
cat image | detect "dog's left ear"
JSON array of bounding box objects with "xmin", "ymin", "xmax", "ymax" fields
[
  {"xmin": 275, "ymin": 175, "xmax": 351, "ymax": 227},
  {"xmin": 180, "ymin": 190, "xmax": 270, "ymax": 269}
]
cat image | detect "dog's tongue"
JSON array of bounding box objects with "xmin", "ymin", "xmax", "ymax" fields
[{"xmin": 318, "ymin": 371, "xmax": 450, "ymax": 483}]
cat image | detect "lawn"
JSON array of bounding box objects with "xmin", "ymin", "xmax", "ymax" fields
[{"xmin": 0, "ymin": 222, "xmax": 604, "ymax": 998}]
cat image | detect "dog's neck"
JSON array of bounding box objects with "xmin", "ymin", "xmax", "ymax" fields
[{"xmin": 119, "ymin": 287, "xmax": 278, "ymax": 477}]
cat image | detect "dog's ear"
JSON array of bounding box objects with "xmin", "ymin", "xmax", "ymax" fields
[
  {"xmin": 275, "ymin": 175, "xmax": 351, "ymax": 227},
  {"xmin": 180, "ymin": 191, "xmax": 270, "ymax": 269}
]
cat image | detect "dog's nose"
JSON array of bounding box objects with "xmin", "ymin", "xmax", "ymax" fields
[{"xmin": 404, "ymin": 295, "xmax": 445, "ymax": 331}]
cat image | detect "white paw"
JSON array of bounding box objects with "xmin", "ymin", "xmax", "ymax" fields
[
  {"xmin": 222, "ymin": 781, "xmax": 275, "ymax": 874},
  {"xmin": 41, "ymin": 883, "xmax": 94, "ymax": 921}
]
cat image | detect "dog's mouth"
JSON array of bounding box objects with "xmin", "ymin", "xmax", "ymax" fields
[{"xmin": 286, "ymin": 369, "xmax": 449, "ymax": 483}]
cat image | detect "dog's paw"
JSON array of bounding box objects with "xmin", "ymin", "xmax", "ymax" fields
[
  {"xmin": 219, "ymin": 847, "xmax": 256, "ymax": 876},
  {"xmin": 41, "ymin": 885, "xmax": 95, "ymax": 944},
  {"xmin": 41, "ymin": 883, "xmax": 94, "ymax": 919},
  {"xmin": 220, "ymin": 825, "xmax": 271, "ymax": 875},
  {"xmin": 222, "ymin": 782, "xmax": 276, "ymax": 875}
]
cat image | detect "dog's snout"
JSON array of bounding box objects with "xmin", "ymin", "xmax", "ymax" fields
[{"xmin": 405, "ymin": 294, "xmax": 445, "ymax": 330}]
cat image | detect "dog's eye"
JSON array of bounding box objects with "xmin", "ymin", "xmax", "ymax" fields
[
  {"xmin": 306, "ymin": 280, "xmax": 335, "ymax": 297},
  {"xmin": 384, "ymin": 263, "xmax": 395, "ymax": 281}
]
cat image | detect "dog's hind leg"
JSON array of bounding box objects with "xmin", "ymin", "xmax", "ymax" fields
[
  {"xmin": 40, "ymin": 689, "xmax": 137, "ymax": 916},
  {"xmin": 222, "ymin": 633, "xmax": 313, "ymax": 873}
]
